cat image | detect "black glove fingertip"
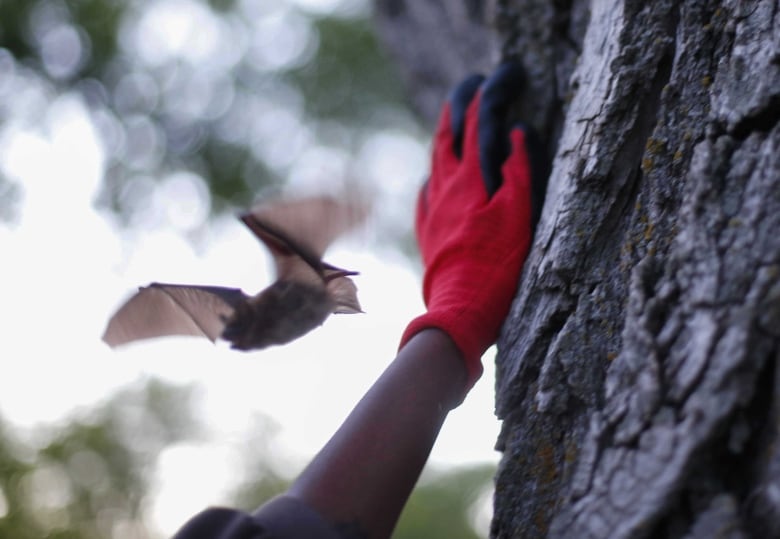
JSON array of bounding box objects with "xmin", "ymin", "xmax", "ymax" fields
[
  {"xmin": 449, "ymin": 74, "xmax": 484, "ymax": 159},
  {"xmin": 480, "ymin": 62, "xmax": 525, "ymax": 107},
  {"xmin": 478, "ymin": 62, "xmax": 527, "ymax": 197},
  {"xmin": 479, "ymin": 123, "xmax": 507, "ymax": 197}
]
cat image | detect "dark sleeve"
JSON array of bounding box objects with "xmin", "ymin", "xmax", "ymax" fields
[
  {"xmin": 172, "ymin": 507, "xmax": 266, "ymax": 539},
  {"xmin": 172, "ymin": 496, "xmax": 345, "ymax": 539}
]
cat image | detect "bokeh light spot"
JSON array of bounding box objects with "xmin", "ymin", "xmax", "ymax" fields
[
  {"xmin": 122, "ymin": 114, "xmax": 165, "ymax": 170},
  {"xmin": 21, "ymin": 463, "xmax": 73, "ymax": 510},
  {"xmin": 0, "ymin": 485, "xmax": 8, "ymax": 518},
  {"xmin": 157, "ymin": 171, "xmax": 212, "ymax": 231},
  {"xmin": 114, "ymin": 71, "xmax": 160, "ymax": 114},
  {"xmin": 358, "ymin": 130, "xmax": 427, "ymax": 195},
  {"xmin": 250, "ymin": 106, "xmax": 310, "ymax": 171},
  {"xmin": 67, "ymin": 449, "xmax": 110, "ymax": 492},
  {"xmin": 290, "ymin": 0, "xmax": 370, "ymax": 18},
  {"xmin": 38, "ymin": 23, "xmax": 88, "ymax": 80},
  {"xmin": 247, "ymin": 8, "xmax": 317, "ymax": 72},
  {"xmin": 133, "ymin": 0, "xmax": 223, "ymax": 66},
  {"xmin": 0, "ymin": 49, "xmax": 16, "ymax": 96}
]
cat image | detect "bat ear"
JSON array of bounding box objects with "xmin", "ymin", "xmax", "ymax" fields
[{"xmin": 327, "ymin": 276, "xmax": 363, "ymax": 314}]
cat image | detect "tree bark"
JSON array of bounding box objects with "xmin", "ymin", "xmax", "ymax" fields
[{"xmin": 374, "ymin": 0, "xmax": 780, "ymax": 537}]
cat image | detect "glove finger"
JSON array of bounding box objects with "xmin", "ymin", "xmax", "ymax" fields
[
  {"xmin": 478, "ymin": 62, "xmax": 526, "ymax": 197},
  {"xmin": 449, "ymin": 74, "xmax": 484, "ymax": 159},
  {"xmin": 430, "ymin": 75, "xmax": 483, "ymax": 200},
  {"xmin": 498, "ymin": 124, "xmax": 549, "ymax": 234}
]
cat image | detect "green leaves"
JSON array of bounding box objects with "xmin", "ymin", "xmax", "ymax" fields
[
  {"xmin": 289, "ymin": 16, "xmax": 407, "ymax": 123},
  {"xmin": 0, "ymin": 380, "xmax": 198, "ymax": 538}
]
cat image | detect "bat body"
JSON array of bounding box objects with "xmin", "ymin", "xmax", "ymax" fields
[
  {"xmin": 103, "ymin": 196, "xmax": 365, "ymax": 350},
  {"xmin": 223, "ymin": 280, "xmax": 334, "ymax": 350}
]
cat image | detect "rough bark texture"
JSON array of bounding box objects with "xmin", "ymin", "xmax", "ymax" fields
[{"xmin": 374, "ymin": 0, "xmax": 780, "ymax": 537}]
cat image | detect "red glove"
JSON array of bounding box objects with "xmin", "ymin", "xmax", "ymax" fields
[{"xmin": 400, "ymin": 62, "xmax": 547, "ymax": 393}]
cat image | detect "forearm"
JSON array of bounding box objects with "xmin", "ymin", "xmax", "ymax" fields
[{"xmin": 287, "ymin": 329, "xmax": 467, "ymax": 539}]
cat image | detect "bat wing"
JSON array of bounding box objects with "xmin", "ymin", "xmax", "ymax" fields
[
  {"xmin": 102, "ymin": 283, "xmax": 249, "ymax": 348},
  {"xmin": 240, "ymin": 212, "xmax": 323, "ymax": 278},
  {"xmin": 241, "ymin": 196, "xmax": 368, "ymax": 275}
]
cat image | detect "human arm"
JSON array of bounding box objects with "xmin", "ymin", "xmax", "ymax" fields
[{"xmin": 287, "ymin": 328, "xmax": 465, "ymax": 538}]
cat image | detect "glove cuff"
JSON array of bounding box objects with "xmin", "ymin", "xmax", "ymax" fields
[{"xmin": 399, "ymin": 312, "xmax": 485, "ymax": 397}]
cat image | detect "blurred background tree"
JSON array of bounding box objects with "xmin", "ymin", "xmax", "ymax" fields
[{"xmin": 0, "ymin": 0, "xmax": 495, "ymax": 537}]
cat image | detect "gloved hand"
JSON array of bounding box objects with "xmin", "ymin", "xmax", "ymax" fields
[{"xmin": 399, "ymin": 62, "xmax": 548, "ymax": 394}]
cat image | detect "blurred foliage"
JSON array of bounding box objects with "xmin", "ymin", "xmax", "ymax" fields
[
  {"xmin": 0, "ymin": 379, "xmax": 494, "ymax": 538},
  {"xmin": 0, "ymin": 0, "xmax": 422, "ymax": 225},
  {"xmin": 395, "ymin": 465, "xmax": 495, "ymax": 539},
  {"xmin": 232, "ymin": 437, "xmax": 495, "ymax": 539},
  {"xmin": 226, "ymin": 414, "xmax": 291, "ymax": 508},
  {"xmin": 290, "ymin": 16, "xmax": 408, "ymax": 122},
  {"xmin": 0, "ymin": 379, "xmax": 199, "ymax": 538}
]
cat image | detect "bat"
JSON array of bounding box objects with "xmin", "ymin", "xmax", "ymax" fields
[{"xmin": 103, "ymin": 196, "xmax": 367, "ymax": 350}]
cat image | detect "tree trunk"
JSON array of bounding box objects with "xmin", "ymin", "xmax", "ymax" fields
[{"xmin": 374, "ymin": 0, "xmax": 780, "ymax": 538}]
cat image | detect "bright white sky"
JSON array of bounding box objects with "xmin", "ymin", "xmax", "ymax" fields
[{"xmin": 0, "ymin": 90, "xmax": 501, "ymax": 537}]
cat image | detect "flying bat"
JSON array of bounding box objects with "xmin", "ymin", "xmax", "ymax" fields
[{"xmin": 103, "ymin": 196, "xmax": 366, "ymax": 350}]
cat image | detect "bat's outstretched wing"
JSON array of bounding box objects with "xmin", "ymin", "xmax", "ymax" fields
[
  {"xmin": 102, "ymin": 283, "xmax": 249, "ymax": 348},
  {"xmin": 240, "ymin": 196, "xmax": 367, "ymax": 276}
]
